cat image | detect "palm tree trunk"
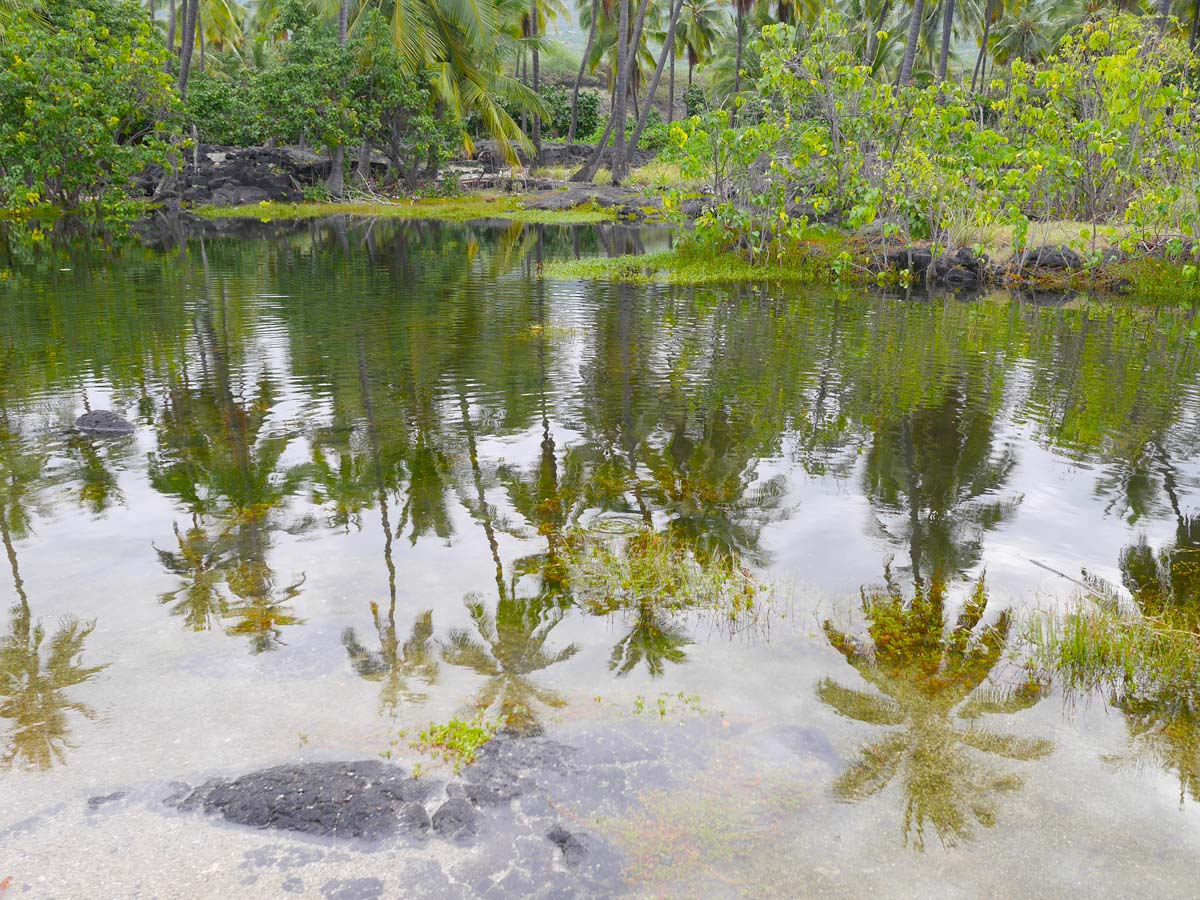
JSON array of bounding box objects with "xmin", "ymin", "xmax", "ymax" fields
[
  {"xmin": 734, "ymin": 6, "xmax": 744, "ymax": 97},
  {"xmin": 177, "ymin": 0, "xmax": 198, "ymax": 99},
  {"xmin": 937, "ymin": 0, "xmax": 955, "ymax": 81},
  {"xmin": 629, "ymin": 0, "xmax": 683, "ymax": 151},
  {"xmin": 166, "ymin": 0, "xmax": 177, "ymax": 69},
  {"xmin": 198, "ymin": 23, "xmax": 205, "ymax": 72},
  {"xmin": 688, "ymin": 57, "xmax": 694, "ymax": 86},
  {"xmin": 865, "ymin": 0, "xmax": 891, "ymax": 67},
  {"xmin": 1191, "ymin": 0, "xmax": 1199, "ymax": 49},
  {"xmin": 971, "ymin": 0, "xmax": 991, "ymax": 92},
  {"xmin": 327, "ymin": 0, "xmax": 350, "ymax": 198},
  {"xmin": 531, "ymin": 0, "xmax": 541, "ymax": 163},
  {"xmin": 568, "ymin": 0, "xmax": 599, "ymax": 143},
  {"xmin": 1156, "ymin": 0, "xmax": 1172, "ymax": 37},
  {"xmin": 668, "ymin": 49, "xmax": 675, "ymax": 121},
  {"xmin": 610, "ymin": 0, "xmax": 634, "ymax": 183},
  {"xmin": 898, "ymin": 0, "xmax": 926, "ymax": 86}
]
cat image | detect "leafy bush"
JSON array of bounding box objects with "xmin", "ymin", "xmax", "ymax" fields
[
  {"xmin": 669, "ymin": 13, "xmax": 1200, "ymax": 263},
  {"xmin": 683, "ymin": 84, "xmax": 707, "ymax": 118},
  {"xmin": 570, "ymin": 88, "xmax": 601, "ymax": 140},
  {"xmin": 185, "ymin": 70, "xmax": 266, "ymax": 146},
  {"xmin": 0, "ymin": 0, "xmax": 178, "ymax": 211}
]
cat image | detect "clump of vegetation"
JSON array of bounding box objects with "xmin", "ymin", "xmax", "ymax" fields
[
  {"xmin": 542, "ymin": 243, "xmax": 834, "ymax": 285},
  {"xmin": 668, "ymin": 13, "xmax": 1200, "ymax": 277},
  {"xmin": 569, "ymin": 528, "xmax": 766, "ymax": 623},
  {"xmin": 1028, "ymin": 529, "xmax": 1200, "ymax": 805},
  {"xmin": 1028, "ymin": 599, "xmax": 1200, "ymax": 694},
  {"xmin": 409, "ymin": 713, "xmax": 497, "ymax": 773},
  {"xmin": 0, "ymin": 0, "xmax": 178, "ymax": 214}
]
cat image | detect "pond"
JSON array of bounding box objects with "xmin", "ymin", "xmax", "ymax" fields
[{"xmin": 1, "ymin": 217, "xmax": 1198, "ymax": 898}]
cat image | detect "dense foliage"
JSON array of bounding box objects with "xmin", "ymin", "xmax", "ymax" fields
[
  {"xmin": 670, "ymin": 13, "xmax": 1200, "ymax": 264},
  {"xmin": 0, "ymin": 0, "xmax": 177, "ymax": 212}
]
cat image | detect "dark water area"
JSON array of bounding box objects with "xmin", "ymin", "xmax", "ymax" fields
[{"xmin": 0, "ymin": 217, "xmax": 1198, "ymax": 897}]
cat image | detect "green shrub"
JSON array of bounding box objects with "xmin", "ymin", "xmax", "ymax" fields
[{"xmin": 0, "ymin": 0, "xmax": 178, "ymax": 211}]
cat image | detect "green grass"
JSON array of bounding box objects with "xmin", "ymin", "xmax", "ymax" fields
[
  {"xmin": 543, "ymin": 244, "xmax": 840, "ymax": 286},
  {"xmin": 409, "ymin": 713, "xmax": 498, "ymax": 773},
  {"xmin": 1026, "ymin": 602, "xmax": 1200, "ymax": 692},
  {"xmin": 195, "ymin": 194, "xmax": 616, "ymax": 225}
]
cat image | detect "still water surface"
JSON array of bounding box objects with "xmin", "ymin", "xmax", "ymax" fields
[{"xmin": 1, "ymin": 218, "xmax": 1198, "ymax": 897}]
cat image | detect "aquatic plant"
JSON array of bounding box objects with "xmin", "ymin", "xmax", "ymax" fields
[
  {"xmin": 409, "ymin": 712, "xmax": 498, "ymax": 773},
  {"xmin": 820, "ymin": 568, "xmax": 1051, "ymax": 849},
  {"xmin": 1029, "ymin": 526, "xmax": 1200, "ymax": 805}
]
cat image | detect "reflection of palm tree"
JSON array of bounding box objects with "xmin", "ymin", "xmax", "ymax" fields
[
  {"xmin": 442, "ymin": 592, "xmax": 580, "ymax": 735},
  {"xmin": 343, "ymin": 608, "xmax": 439, "ymax": 714},
  {"xmin": 1107, "ymin": 519, "xmax": 1200, "ymax": 806},
  {"xmin": 65, "ymin": 431, "xmax": 125, "ymax": 513},
  {"xmin": 0, "ymin": 603, "xmax": 105, "ymax": 770},
  {"xmin": 155, "ymin": 519, "xmax": 230, "ymax": 631},
  {"xmin": 609, "ymin": 600, "xmax": 691, "ymax": 677},
  {"xmin": 0, "ymin": 418, "xmax": 105, "ymax": 769},
  {"xmin": 149, "ymin": 305, "xmax": 308, "ymax": 653},
  {"xmin": 820, "ymin": 569, "xmax": 1051, "ymax": 849},
  {"xmin": 223, "ymin": 558, "xmax": 305, "ymax": 654},
  {"xmin": 864, "ymin": 390, "xmax": 1019, "ymax": 583}
]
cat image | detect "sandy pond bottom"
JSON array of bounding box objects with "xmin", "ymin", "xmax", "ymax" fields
[{"xmin": 3, "ymin": 633, "xmax": 1197, "ymax": 900}]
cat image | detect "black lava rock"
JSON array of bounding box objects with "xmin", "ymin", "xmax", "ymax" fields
[
  {"xmin": 1019, "ymin": 245, "xmax": 1082, "ymax": 270},
  {"xmin": 885, "ymin": 246, "xmax": 934, "ymax": 274},
  {"xmin": 932, "ymin": 246, "xmax": 987, "ymax": 289},
  {"xmin": 431, "ymin": 798, "xmax": 477, "ymax": 840},
  {"xmin": 75, "ymin": 410, "xmax": 135, "ymax": 436},
  {"xmin": 175, "ymin": 760, "xmax": 424, "ymax": 840}
]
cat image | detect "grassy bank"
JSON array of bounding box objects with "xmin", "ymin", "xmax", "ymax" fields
[{"xmin": 196, "ymin": 194, "xmax": 616, "ymax": 225}]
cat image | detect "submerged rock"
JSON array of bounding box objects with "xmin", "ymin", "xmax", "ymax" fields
[
  {"xmin": 75, "ymin": 410, "xmax": 134, "ymax": 436},
  {"xmin": 546, "ymin": 824, "xmax": 590, "ymax": 867},
  {"xmin": 430, "ymin": 797, "xmax": 476, "ymax": 840},
  {"xmin": 173, "ymin": 760, "xmax": 430, "ymax": 840}
]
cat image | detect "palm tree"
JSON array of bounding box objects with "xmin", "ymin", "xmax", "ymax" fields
[
  {"xmin": 819, "ymin": 569, "xmax": 1052, "ymax": 848},
  {"xmin": 568, "ymin": 0, "xmax": 603, "ymax": 140},
  {"xmin": 676, "ymin": 0, "xmax": 721, "ymax": 91},
  {"xmin": 732, "ymin": 0, "xmax": 753, "ymax": 99},
  {"xmin": 381, "ymin": 0, "xmax": 543, "ymax": 163}
]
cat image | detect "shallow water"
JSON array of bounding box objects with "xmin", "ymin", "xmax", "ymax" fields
[{"xmin": 1, "ymin": 217, "xmax": 1198, "ymax": 898}]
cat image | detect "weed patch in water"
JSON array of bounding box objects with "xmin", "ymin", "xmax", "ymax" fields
[
  {"xmin": 409, "ymin": 713, "xmax": 498, "ymax": 773},
  {"xmin": 542, "ymin": 246, "xmax": 834, "ymax": 286}
]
